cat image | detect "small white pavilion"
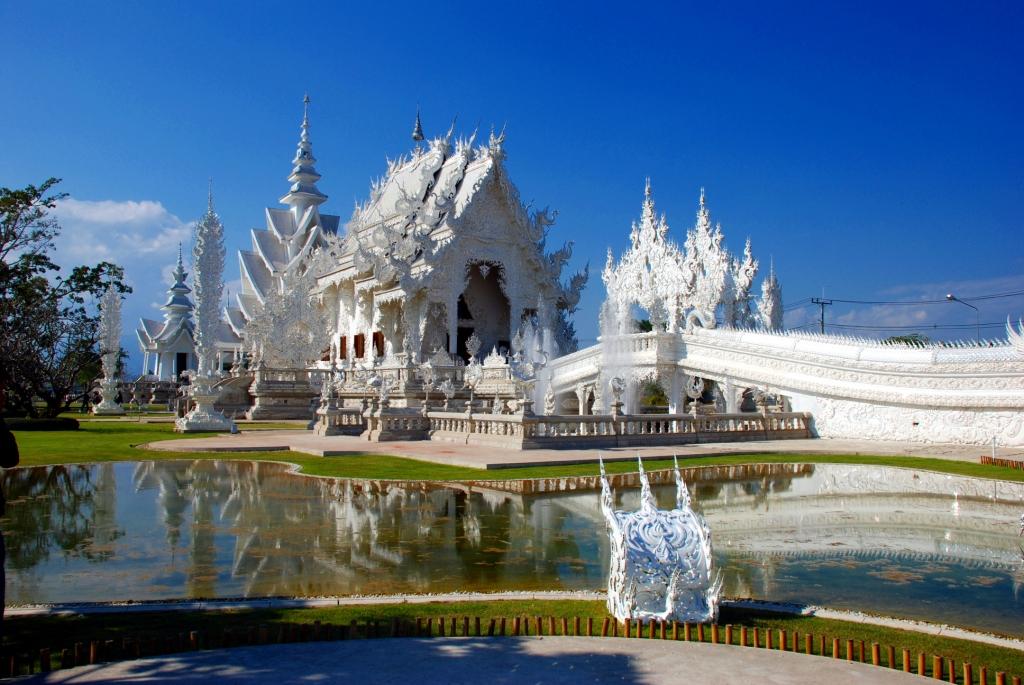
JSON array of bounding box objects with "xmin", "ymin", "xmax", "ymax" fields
[{"xmin": 137, "ymin": 247, "xmax": 241, "ymax": 380}]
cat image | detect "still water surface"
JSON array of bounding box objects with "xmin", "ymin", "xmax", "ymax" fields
[{"xmin": 2, "ymin": 461, "xmax": 1022, "ymax": 635}]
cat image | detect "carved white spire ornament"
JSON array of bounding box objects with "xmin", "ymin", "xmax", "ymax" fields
[
  {"xmin": 758, "ymin": 257, "xmax": 783, "ymax": 331},
  {"xmin": 93, "ymin": 282, "xmax": 125, "ymax": 415},
  {"xmin": 176, "ymin": 184, "xmax": 235, "ymax": 433},
  {"xmin": 599, "ymin": 455, "xmax": 721, "ymax": 623}
]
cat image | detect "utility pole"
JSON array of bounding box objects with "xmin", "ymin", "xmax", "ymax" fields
[{"xmin": 810, "ymin": 297, "xmax": 832, "ymax": 334}]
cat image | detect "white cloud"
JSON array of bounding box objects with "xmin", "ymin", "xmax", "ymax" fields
[
  {"xmin": 57, "ymin": 198, "xmax": 173, "ymax": 226},
  {"xmin": 50, "ymin": 197, "xmax": 200, "ymax": 375}
]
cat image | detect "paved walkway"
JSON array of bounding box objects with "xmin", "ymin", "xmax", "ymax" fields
[
  {"xmin": 142, "ymin": 430, "xmax": 1012, "ymax": 470},
  {"xmin": 21, "ymin": 637, "xmax": 927, "ymax": 684}
]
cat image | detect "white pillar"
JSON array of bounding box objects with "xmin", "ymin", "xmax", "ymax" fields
[{"xmin": 668, "ymin": 371, "xmax": 683, "ymax": 414}]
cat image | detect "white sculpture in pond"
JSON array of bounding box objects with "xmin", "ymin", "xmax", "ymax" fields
[{"xmin": 600, "ymin": 455, "xmax": 721, "ymax": 623}]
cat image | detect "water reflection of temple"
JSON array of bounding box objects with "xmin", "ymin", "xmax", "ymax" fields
[{"xmin": 2, "ymin": 461, "xmax": 1022, "ymax": 607}]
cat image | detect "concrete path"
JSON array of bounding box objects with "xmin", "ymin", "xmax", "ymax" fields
[
  {"xmin": 20, "ymin": 637, "xmax": 928, "ymax": 684},
  {"xmin": 142, "ymin": 430, "xmax": 1013, "ymax": 470}
]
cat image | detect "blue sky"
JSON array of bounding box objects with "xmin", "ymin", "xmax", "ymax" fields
[{"xmin": 2, "ymin": 1, "xmax": 1022, "ymax": 369}]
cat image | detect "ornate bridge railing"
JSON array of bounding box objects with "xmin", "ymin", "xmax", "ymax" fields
[{"xmin": 422, "ymin": 410, "xmax": 811, "ymax": 449}]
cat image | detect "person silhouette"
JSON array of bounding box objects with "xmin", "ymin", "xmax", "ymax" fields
[{"xmin": 0, "ymin": 392, "xmax": 21, "ymax": 641}]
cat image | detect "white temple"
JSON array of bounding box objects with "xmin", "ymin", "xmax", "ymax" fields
[
  {"xmin": 136, "ymin": 246, "xmax": 241, "ymax": 382},
  {"xmin": 186, "ymin": 97, "xmax": 1024, "ymax": 448},
  {"xmin": 226, "ymin": 99, "xmax": 587, "ymax": 367}
]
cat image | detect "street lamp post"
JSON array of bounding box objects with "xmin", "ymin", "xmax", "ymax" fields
[{"xmin": 946, "ymin": 293, "xmax": 980, "ymax": 342}]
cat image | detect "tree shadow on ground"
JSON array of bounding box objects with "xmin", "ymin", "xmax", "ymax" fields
[{"xmin": 19, "ymin": 637, "xmax": 645, "ymax": 684}]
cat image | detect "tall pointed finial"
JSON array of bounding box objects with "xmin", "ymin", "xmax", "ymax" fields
[
  {"xmin": 644, "ymin": 177, "xmax": 652, "ymax": 199},
  {"xmin": 412, "ymin": 107, "xmax": 424, "ymax": 142},
  {"xmin": 207, "ymin": 178, "xmax": 214, "ymax": 212},
  {"xmin": 699, "ymin": 186, "xmax": 706, "ymax": 208},
  {"xmin": 280, "ymin": 93, "xmax": 327, "ymax": 211},
  {"xmin": 177, "ymin": 242, "xmax": 183, "ymax": 267}
]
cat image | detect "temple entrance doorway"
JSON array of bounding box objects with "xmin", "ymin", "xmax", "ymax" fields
[{"xmin": 458, "ymin": 262, "xmax": 510, "ymax": 359}]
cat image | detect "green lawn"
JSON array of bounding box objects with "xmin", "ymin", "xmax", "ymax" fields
[
  {"xmin": 5, "ymin": 600, "xmax": 1022, "ymax": 680},
  {"xmin": 10, "ymin": 419, "xmax": 1024, "ymax": 483}
]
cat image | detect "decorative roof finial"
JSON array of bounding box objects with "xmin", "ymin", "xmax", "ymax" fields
[
  {"xmin": 279, "ymin": 93, "xmax": 327, "ymax": 211},
  {"xmin": 207, "ymin": 178, "xmax": 214, "ymax": 213},
  {"xmin": 644, "ymin": 177, "xmax": 652, "ymax": 199},
  {"xmin": 412, "ymin": 107, "xmax": 424, "ymax": 142},
  {"xmin": 699, "ymin": 186, "xmax": 706, "ymax": 208}
]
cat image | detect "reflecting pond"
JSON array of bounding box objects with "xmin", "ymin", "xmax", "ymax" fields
[{"xmin": 3, "ymin": 461, "xmax": 1023, "ymax": 636}]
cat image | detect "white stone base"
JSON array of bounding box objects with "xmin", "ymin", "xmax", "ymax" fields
[
  {"xmin": 175, "ymin": 410, "xmax": 236, "ymax": 433},
  {"xmin": 175, "ymin": 377, "xmax": 236, "ymax": 433},
  {"xmin": 92, "ymin": 403, "xmax": 125, "ymax": 416},
  {"xmin": 92, "ymin": 378, "xmax": 124, "ymax": 415}
]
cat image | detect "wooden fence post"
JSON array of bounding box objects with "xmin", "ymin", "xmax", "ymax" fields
[
  {"xmin": 804, "ymin": 633, "xmax": 812, "ymax": 655},
  {"xmin": 487, "ymin": 618, "xmax": 496, "ymax": 637},
  {"xmin": 587, "ymin": 617, "xmax": 593, "ymax": 637},
  {"xmin": 778, "ymin": 630, "xmax": 786, "ymax": 651},
  {"xmin": 725, "ymin": 625, "xmax": 733, "ymax": 645},
  {"xmin": 601, "ymin": 618, "xmax": 610, "ymax": 637},
  {"xmin": 871, "ymin": 643, "xmax": 880, "ymax": 666},
  {"xmin": 933, "ymin": 655, "xmax": 943, "ymax": 680},
  {"xmin": 574, "ymin": 617, "xmax": 580, "ymax": 636},
  {"xmin": 672, "ymin": 622, "xmax": 678, "ymax": 641},
  {"xmin": 512, "ymin": 617, "xmax": 520, "ymax": 636},
  {"xmin": 980, "ymin": 666, "xmax": 988, "ymax": 684},
  {"xmin": 845, "ymin": 639, "xmax": 854, "ymax": 661},
  {"xmin": 500, "ymin": 617, "xmax": 507, "ymax": 636},
  {"xmin": 659, "ymin": 621, "xmax": 666, "ymax": 640},
  {"xmin": 740, "ymin": 626, "xmax": 748, "ymax": 647},
  {"xmin": 963, "ymin": 663, "xmax": 973, "ymax": 685},
  {"xmin": 710, "ymin": 624, "xmax": 718, "ymax": 644},
  {"xmin": 765, "ymin": 630, "xmax": 773, "ymax": 650},
  {"xmin": 996, "ymin": 672, "xmax": 1006, "ymax": 685},
  {"xmin": 831, "ymin": 638, "xmax": 840, "ymax": 659},
  {"xmin": 753, "ymin": 627, "xmax": 760, "ymax": 648},
  {"xmin": 887, "ymin": 645, "xmax": 895, "ymax": 669},
  {"xmin": 918, "ymin": 653, "xmax": 926, "ymax": 676}
]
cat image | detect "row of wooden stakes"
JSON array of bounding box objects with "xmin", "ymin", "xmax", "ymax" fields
[
  {"xmin": 980, "ymin": 455, "xmax": 1024, "ymax": 470},
  {"xmin": 3, "ymin": 616, "xmax": 1020, "ymax": 684}
]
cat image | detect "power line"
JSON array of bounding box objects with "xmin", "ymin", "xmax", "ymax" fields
[
  {"xmin": 810, "ymin": 297, "xmax": 832, "ymax": 333},
  {"xmin": 811, "ymin": 289, "xmax": 1024, "ymax": 306}
]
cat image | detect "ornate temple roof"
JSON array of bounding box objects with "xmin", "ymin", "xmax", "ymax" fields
[{"xmin": 225, "ymin": 96, "xmax": 342, "ymax": 337}]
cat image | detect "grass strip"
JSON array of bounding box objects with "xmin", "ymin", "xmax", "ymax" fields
[{"xmin": 11, "ymin": 420, "xmax": 1024, "ymax": 483}]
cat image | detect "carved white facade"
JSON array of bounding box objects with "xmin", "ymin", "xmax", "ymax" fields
[
  {"xmin": 602, "ymin": 183, "xmax": 776, "ymax": 334},
  {"xmin": 600, "ymin": 457, "xmax": 720, "ymax": 623},
  {"xmin": 229, "ymin": 100, "xmax": 587, "ymax": 374}
]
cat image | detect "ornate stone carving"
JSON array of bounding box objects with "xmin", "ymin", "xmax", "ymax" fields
[
  {"xmin": 93, "ymin": 284, "xmax": 125, "ymax": 415},
  {"xmin": 177, "ymin": 189, "xmax": 234, "ymax": 433},
  {"xmin": 600, "ymin": 456, "xmax": 721, "ymax": 623}
]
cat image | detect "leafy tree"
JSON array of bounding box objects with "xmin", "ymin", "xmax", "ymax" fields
[{"xmin": 0, "ymin": 178, "xmax": 130, "ymax": 417}]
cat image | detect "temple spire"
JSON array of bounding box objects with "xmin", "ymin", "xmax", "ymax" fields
[
  {"xmin": 207, "ymin": 178, "xmax": 214, "ymax": 213},
  {"xmin": 411, "ymin": 107, "xmax": 424, "ymax": 142},
  {"xmin": 279, "ymin": 94, "xmax": 327, "ymax": 214}
]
